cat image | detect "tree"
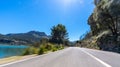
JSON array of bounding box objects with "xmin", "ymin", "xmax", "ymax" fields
[
  {"xmin": 50, "ymin": 24, "xmax": 68, "ymax": 44},
  {"xmin": 89, "ymin": 0, "xmax": 120, "ymax": 38}
]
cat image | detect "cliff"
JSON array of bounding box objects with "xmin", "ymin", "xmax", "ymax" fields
[{"xmin": 80, "ymin": 0, "xmax": 120, "ymax": 52}]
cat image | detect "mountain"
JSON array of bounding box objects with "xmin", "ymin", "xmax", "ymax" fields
[{"xmin": 0, "ymin": 31, "xmax": 49, "ymax": 45}]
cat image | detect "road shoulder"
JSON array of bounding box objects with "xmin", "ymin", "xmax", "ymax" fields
[{"xmin": 0, "ymin": 54, "xmax": 37, "ymax": 65}]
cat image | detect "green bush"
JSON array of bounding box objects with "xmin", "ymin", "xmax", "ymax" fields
[
  {"xmin": 52, "ymin": 47, "xmax": 57, "ymax": 52},
  {"xmin": 38, "ymin": 48, "xmax": 44, "ymax": 55},
  {"xmin": 59, "ymin": 45, "xmax": 64, "ymax": 50},
  {"xmin": 22, "ymin": 47, "xmax": 38, "ymax": 55},
  {"xmin": 51, "ymin": 44, "xmax": 64, "ymax": 52},
  {"xmin": 23, "ymin": 43, "xmax": 65, "ymax": 55},
  {"xmin": 38, "ymin": 45, "xmax": 46, "ymax": 55},
  {"xmin": 23, "ymin": 48, "xmax": 30, "ymax": 55},
  {"xmin": 45, "ymin": 44, "xmax": 52, "ymax": 51}
]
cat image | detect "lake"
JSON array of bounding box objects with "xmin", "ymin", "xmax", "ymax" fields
[{"xmin": 0, "ymin": 44, "xmax": 28, "ymax": 59}]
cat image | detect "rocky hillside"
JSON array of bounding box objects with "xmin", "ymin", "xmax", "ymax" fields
[
  {"xmin": 79, "ymin": 0, "xmax": 120, "ymax": 52},
  {"xmin": 0, "ymin": 31, "xmax": 49, "ymax": 45}
]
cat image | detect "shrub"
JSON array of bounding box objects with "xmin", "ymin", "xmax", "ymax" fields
[
  {"xmin": 59, "ymin": 45, "xmax": 64, "ymax": 50},
  {"xmin": 52, "ymin": 47, "xmax": 57, "ymax": 52},
  {"xmin": 23, "ymin": 48, "xmax": 30, "ymax": 55},
  {"xmin": 38, "ymin": 45, "xmax": 46, "ymax": 55},
  {"xmin": 23, "ymin": 43, "xmax": 65, "ymax": 55},
  {"xmin": 22, "ymin": 47, "xmax": 38, "ymax": 55},
  {"xmin": 44, "ymin": 44, "xmax": 52, "ymax": 51}
]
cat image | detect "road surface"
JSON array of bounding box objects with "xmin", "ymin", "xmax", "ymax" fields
[{"xmin": 1, "ymin": 47, "xmax": 120, "ymax": 67}]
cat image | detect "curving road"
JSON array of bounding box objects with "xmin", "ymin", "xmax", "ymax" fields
[{"xmin": 1, "ymin": 47, "xmax": 120, "ymax": 67}]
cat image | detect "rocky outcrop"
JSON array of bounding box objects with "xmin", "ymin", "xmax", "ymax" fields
[{"xmin": 88, "ymin": 0, "xmax": 120, "ymax": 52}]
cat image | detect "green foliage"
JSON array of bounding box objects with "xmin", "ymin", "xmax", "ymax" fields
[
  {"xmin": 56, "ymin": 44, "xmax": 64, "ymax": 50},
  {"xmin": 23, "ymin": 49, "xmax": 30, "ymax": 55},
  {"xmin": 38, "ymin": 45, "xmax": 46, "ymax": 55},
  {"xmin": 52, "ymin": 47, "xmax": 57, "ymax": 52},
  {"xmin": 23, "ymin": 47, "xmax": 38, "ymax": 55},
  {"xmin": 23, "ymin": 30, "xmax": 65, "ymax": 55},
  {"xmin": 89, "ymin": 0, "xmax": 120, "ymax": 36},
  {"xmin": 38, "ymin": 43, "xmax": 64, "ymax": 54},
  {"xmin": 23, "ymin": 43, "xmax": 64, "ymax": 55},
  {"xmin": 51, "ymin": 44, "xmax": 64, "ymax": 52},
  {"xmin": 44, "ymin": 44, "xmax": 53, "ymax": 51},
  {"xmin": 40, "ymin": 38, "xmax": 49, "ymax": 45},
  {"xmin": 50, "ymin": 24, "xmax": 68, "ymax": 44},
  {"xmin": 32, "ymin": 38, "xmax": 49, "ymax": 48}
]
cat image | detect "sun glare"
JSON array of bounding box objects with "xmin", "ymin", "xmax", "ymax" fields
[{"xmin": 55, "ymin": 0, "xmax": 83, "ymax": 8}]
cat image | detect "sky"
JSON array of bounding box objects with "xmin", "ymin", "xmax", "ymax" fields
[{"xmin": 0, "ymin": 0, "xmax": 95, "ymax": 41}]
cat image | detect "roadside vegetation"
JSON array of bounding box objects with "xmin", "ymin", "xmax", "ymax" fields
[
  {"xmin": 22, "ymin": 24, "xmax": 68, "ymax": 55},
  {"xmin": 23, "ymin": 43, "xmax": 64, "ymax": 55}
]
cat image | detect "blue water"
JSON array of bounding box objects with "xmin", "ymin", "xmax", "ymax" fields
[{"xmin": 0, "ymin": 44, "xmax": 28, "ymax": 58}]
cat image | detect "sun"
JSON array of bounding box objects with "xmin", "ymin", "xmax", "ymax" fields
[{"xmin": 54, "ymin": 0, "xmax": 83, "ymax": 8}]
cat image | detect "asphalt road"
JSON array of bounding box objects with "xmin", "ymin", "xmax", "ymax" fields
[{"xmin": 1, "ymin": 47, "xmax": 120, "ymax": 67}]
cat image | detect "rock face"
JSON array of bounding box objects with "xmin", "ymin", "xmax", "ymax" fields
[
  {"xmin": 88, "ymin": 0, "xmax": 120, "ymax": 52},
  {"xmin": 94, "ymin": 0, "xmax": 101, "ymax": 5},
  {"xmin": 0, "ymin": 31, "xmax": 49, "ymax": 45}
]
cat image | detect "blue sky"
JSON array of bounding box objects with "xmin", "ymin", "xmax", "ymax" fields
[{"xmin": 0, "ymin": 0, "xmax": 94, "ymax": 41}]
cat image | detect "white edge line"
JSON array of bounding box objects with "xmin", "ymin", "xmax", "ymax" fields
[
  {"xmin": 0, "ymin": 55, "xmax": 40, "ymax": 67},
  {"xmin": 0, "ymin": 48, "xmax": 67, "ymax": 67},
  {"xmin": 80, "ymin": 49, "xmax": 112, "ymax": 67}
]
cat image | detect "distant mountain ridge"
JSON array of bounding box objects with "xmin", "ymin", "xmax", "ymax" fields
[{"xmin": 0, "ymin": 31, "xmax": 49, "ymax": 45}]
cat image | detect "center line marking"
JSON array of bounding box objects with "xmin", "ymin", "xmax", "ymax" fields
[{"xmin": 80, "ymin": 49, "xmax": 112, "ymax": 67}]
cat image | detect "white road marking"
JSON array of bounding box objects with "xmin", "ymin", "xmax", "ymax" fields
[
  {"xmin": 81, "ymin": 49, "xmax": 112, "ymax": 67},
  {"xmin": 0, "ymin": 56, "xmax": 40, "ymax": 67},
  {"xmin": 0, "ymin": 48, "xmax": 112, "ymax": 67},
  {"xmin": 0, "ymin": 49, "xmax": 67, "ymax": 67}
]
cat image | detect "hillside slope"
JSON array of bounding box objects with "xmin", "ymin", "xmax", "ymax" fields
[
  {"xmin": 79, "ymin": 0, "xmax": 120, "ymax": 52},
  {"xmin": 0, "ymin": 31, "xmax": 49, "ymax": 45}
]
